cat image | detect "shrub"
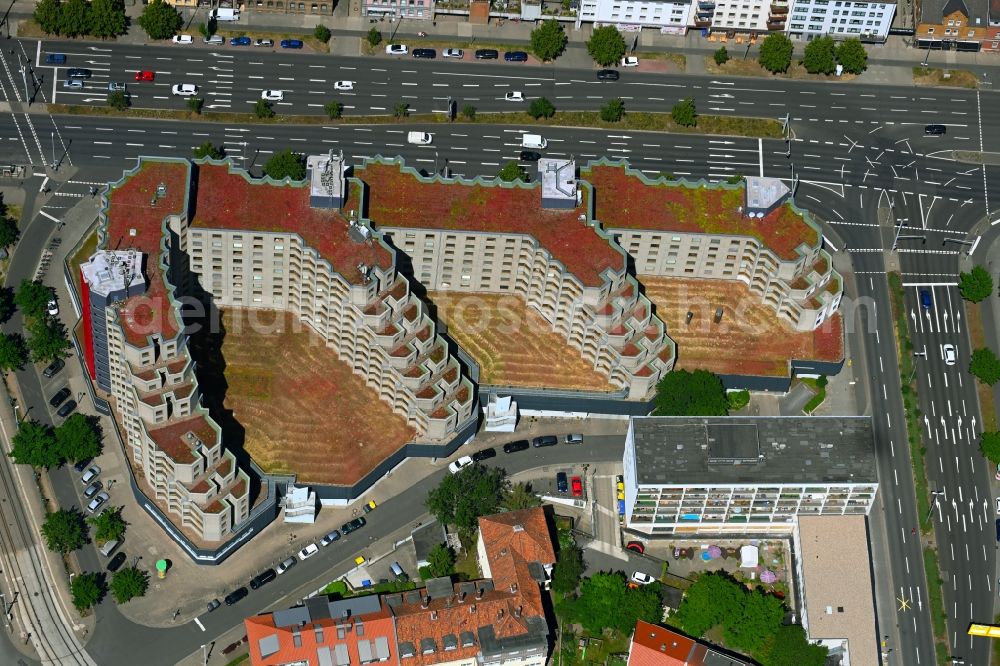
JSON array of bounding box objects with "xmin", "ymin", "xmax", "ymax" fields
[
  {"xmin": 714, "ymin": 46, "xmax": 729, "ymax": 65},
  {"xmin": 314, "ymin": 24, "xmax": 332, "ymax": 43},
  {"xmin": 527, "ymin": 97, "xmax": 556, "ymax": 119}
]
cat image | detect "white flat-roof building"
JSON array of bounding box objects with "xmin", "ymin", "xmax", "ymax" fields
[
  {"xmin": 786, "ymin": 0, "xmax": 896, "ymax": 41},
  {"xmin": 577, "ymin": 0, "xmax": 693, "ymax": 32},
  {"xmin": 622, "ymin": 416, "xmax": 878, "ymax": 535}
]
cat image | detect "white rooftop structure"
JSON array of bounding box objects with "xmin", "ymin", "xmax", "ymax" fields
[
  {"xmin": 744, "ymin": 176, "xmax": 791, "ymax": 214},
  {"xmin": 484, "ymin": 394, "xmax": 518, "ymax": 432},
  {"xmin": 80, "ymin": 250, "xmax": 145, "ymax": 298},
  {"xmin": 306, "ymin": 151, "xmax": 346, "ymax": 209},
  {"xmin": 283, "ymin": 484, "xmax": 317, "ymax": 523},
  {"xmin": 740, "ymin": 544, "xmax": 759, "ymax": 568},
  {"xmin": 538, "ymin": 158, "xmax": 578, "ymax": 210}
]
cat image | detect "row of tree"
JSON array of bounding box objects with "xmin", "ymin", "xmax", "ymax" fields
[
  {"xmin": 34, "ymin": 0, "xmax": 127, "ymax": 39},
  {"xmin": 10, "ymin": 413, "xmax": 102, "ymax": 469},
  {"xmin": 753, "ymin": 33, "xmax": 867, "ymax": 75},
  {"xmin": 0, "ymin": 280, "xmax": 72, "ymax": 372}
]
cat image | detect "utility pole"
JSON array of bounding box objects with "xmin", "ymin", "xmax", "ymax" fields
[{"xmin": 50, "ymin": 132, "xmax": 55, "ymax": 169}]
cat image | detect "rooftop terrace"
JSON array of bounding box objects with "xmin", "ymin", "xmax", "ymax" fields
[
  {"xmin": 192, "ymin": 163, "xmax": 393, "ymax": 285},
  {"xmin": 147, "ymin": 414, "xmax": 218, "ymax": 465},
  {"xmin": 357, "ymin": 160, "xmax": 622, "ymax": 287},
  {"xmin": 584, "ymin": 164, "xmax": 819, "ymax": 260}
]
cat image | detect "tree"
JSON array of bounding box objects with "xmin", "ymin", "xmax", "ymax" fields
[
  {"xmin": 970, "ymin": 347, "xmax": 1000, "ymax": 385},
  {"xmin": 836, "ymin": 38, "xmax": 868, "ymax": 74},
  {"xmin": 426, "ymin": 543, "xmax": 455, "ymax": 578},
  {"xmin": 550, "ymin": 542, "xmax": 584, "ymax": 594},
  {"xmin": 393, "ymin": 102, "xmax": 409, "ymax": 118},
  {"xmin": 959, "ymin": 265, "xmax": 992, "ymax": 303},
  {"xmin": 503, "ymin": 481, "xmax": 541, "ymax": 510},
  {"xmin": 758, "ymin": 624, "xmax": 828, "ymax": 666},
  {"xmin": 801, "ymin": 36, "xmax": 836, "ymax": 75},
  {"xmin": 497, "ymin": 161, "xmax": 527, "ymax": 183},
  {"xmin": 56, "ymin": 414, "xmax": 103, "ymax": 463},
  {"xmin": 670, "ymin": 97, "xmax": 697, "ymax": 127},
  {"xmin": 758, "ymin": 33, "xmax": 794, "ymax": 73},
  {"xmin": 600, "ymin": 97, "xmax": 625, "ymax": 122},
  {"xmin": 461, "ymin": 104, "xmax": 476, "ymax": 120},
  {"xmin": 16, "ymin": 280, "xmax": 53, "ymax": 320},
  {"xmin": 107, "ymin": 89, "xmax": 130, "ymax": 111},
  {"xmin": 34, "ymin": 0, "xmax": 63, "ymax": 34},
  {"xmin": 70, "ymin": 572, "xmax": 104, "ymax": 612},
  {"xmin": 88, "ymin": 506, "xmax": 127, "ymax": 543},
  {"xmin": 672, "ymin": 572, "xmax": 746, "ymax": 638},
  {"xmin": 41, "ymin": 508, "xmax": 86, "ymax": 554},
  {"xmin": 9, "ymin": 420, "xmax": 60, "ymax": 469},
  {"xmin": 653, "ymin": 369, "xmax": 728, "ymax": 416},
  {"xmin": 0, "ymin": 332, "xmax": 27, "ymax": 371},
  {"xmin": 192, "ymin": 141, "xmax": 224, "ymax": 160},
  {"xmin": 723, "ymin": 587, "xmax": 785, "ymax": 655},
  {"xmin": 980, "ymin": 431, "xmax": 1000, "ymax": 464},
  {"xmin": 713, "ymin": 46, "xmax": 729, "ymax": 65},
  {"xmin": 425, "ymin": 463, "xmax": 509, "ymax": 534},
  {"xmin": 324, "ymin": 100, "xmax": 343, "ymax": 119},
  {"xmin": 0, "ymin": 288, "xmax": 14, "ymax": 324},
  {"xmin": 586, "ymin": 25, "xmax": 626, "ymax": 67},
  {"xmin": 263, "ymin": 150, "xmax": 307, "ymax": 181},
  {"xmin": 527, "ymin": 97, "xmax": 556, "ymax": 119},
  {"xmin": 0, "ymin": 215, "xmax": 20, "ymax": 249},
  {"xmin": 727, "ymin": 389, "xmax": 750, "ymax": 412},
  {"xmin": 530, "ymin": 19, "xmax": 568, "ymax": 62},
  {"xmin": 110, "ymin": 566, "xmax": 149, "ymax": 603},
  {"xmin": 314, "ymin": 24, "xmax": 332, "ymax": 43},
  {"xmin": 367, "ymin": 27, "xmax": 382, "ymax": 47},
  {"xmin": 136, "ymin": 0, "xmax": 183, "ymax": 41},
  {"xmin": 254, "ymin": 99, "xmax": 275, "ymax": 119},
  {"xmin": 58, "ymin": 0, "xmax": 90, "ymax": 38},
  {"xmin": 565, "ymin": 572, "xmax": 662, "ymax": 634},
  {"xmin": 26, "ymin": 317, "xmax": 71, "ymax": 364},
  {"xmin": 187, "ymin": 97, "xmax": 204, "ymax": 115},
  {"xmin": 87, "ymin": 0, "xmax": 126, "ymax": 39}
]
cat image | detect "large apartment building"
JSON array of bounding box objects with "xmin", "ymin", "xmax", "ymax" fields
[{"xmin": 786, "ymin": 0, "xmax": 896, "ymax": 40}]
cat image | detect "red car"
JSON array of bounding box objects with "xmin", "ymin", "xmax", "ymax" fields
[
  {"xmin": 571, "ymin": 476, "xmax": 583, "ymax": 497},
  {"xmin": 134, "ymin": 71, "xmax": 155, "ymax": 82}
]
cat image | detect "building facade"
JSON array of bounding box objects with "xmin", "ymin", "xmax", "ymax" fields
[
  {"xmin": 577, "ymin": 0, "xmax": 693, "ymax": 31},
  {"xmin": 357, "ymin": 0, "xmax": 435, "ymax": 19},
  {"xmin": 786, "ymin": 0, "xmax": 896, "ymax": 41},
  {"xmin": 622, "ymin": 416, "xmax": 878, "ymax": 535}
]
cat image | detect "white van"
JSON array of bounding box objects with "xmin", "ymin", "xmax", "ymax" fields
[
  {"xmin": 210, "ymin": 8, "xmax": 240, "ymax": 21},
  {"xmin": 407, "ymin": 132, "xmax": 433, "ymax": 145},
  {"xmin": 521, "ymin": 133, "xmax": 547, "ymax": 149},
  {"xmin": 99, "ymin": 539, "xmax": 120, "ymax": 557}
]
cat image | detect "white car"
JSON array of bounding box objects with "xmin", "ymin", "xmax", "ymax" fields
[
  {"xmin": 87, "ymin": 491, "xmax": 109, "ymax": 514},
  {"xmin": 172, "ymin": 34, "xmax": 193, "ymax": 44},
  {"xmin": 254, "ymin": 38, "xmax": 274, "ymax": 47},
  {"xmin": 942, "ymin": 343, "xmax": 956, "ymax": 366},
  {"xmin": 276, "ymin": 557, "xmax": 296, "ymax": 574},
  {"xmin": 621, "ymin": 56, "xmax": 639, "ymax": 67},
  {"xmin": 297, "ymin": 543, "xmax": 319, "ymax": 561},
  {"xmin": 443, "ymin": 48, "xmax": 464, "ymax": 58},
  {"xmin": 385, "ymin": 44, "xmax": 408, "ymax": 55},
  {"xmin": 261, "ymin": 89, "xmax": 284, "ymax": 101},
  {"xmin": 504, "ymin": 91, "xmax": 524, "ymax": 102},
  {"xmin": 630, "ymin": 571, "xmax": 656, "ymax": 585},
  {"xmin": 334, "ymin": 80, "xmax": 354, "ymax": 91},
  {"xmin": 171, "ymin": 83, "xmax": 199, "ymax": 97},
  {"xmin": 47, "ymin": 299, "xmax": 58, "ymax": 316},
  {"xmin": 448, "ymin": 456, "xmax": 474, "ymax": 474}
]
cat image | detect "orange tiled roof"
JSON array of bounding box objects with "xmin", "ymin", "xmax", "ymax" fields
[
  {"xmin": 628, "ymin": 620, "xmax": 749, "ymax": 666},
  {"xmin": 479, "ymin": 507, "xmax": 556, "ymax": 575}
]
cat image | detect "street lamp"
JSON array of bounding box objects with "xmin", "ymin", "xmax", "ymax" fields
[
  {"xmin": 925, "ymin": 490, "xmax": 944, "ymax": 524},
  {"xmin": 201, "ymin": 643, "xmax": 208, "ymax": 666}
]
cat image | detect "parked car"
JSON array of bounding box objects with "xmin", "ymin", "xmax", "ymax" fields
[
  {"xmin": 224, "ymin": 587, "xmax": 249, "ymax": 606},
  {"xmin": 297, "ymin": 543, "xmax": 319, "ymax": 561},
  {"xmin": 341, "ymin": 517, "xmax": 366, "ymax": 534},
  {"xmin": 504, "ymin": 91, "xmax": 524, "ymax": 102},
  {"xmin": 280, "ymin": 39, "xmax": 304, "ymax": 49},
  {"xmin": 385, "ymin": 44, "xmax": 409, "ymax": 55},
  {"xmin": 44, "ymin": 53, "xmax": 67, "ymax": 64},
  {"xmin": 83, "ymin": 481, "xmax": 102, "ymax": 499},
  {"xmin": 596, "ymin": 69, "xmax": 620, "ymax": 81},
  {"xmin": 503, "ymin": 440, "xmax": 530, "ymax": 454},
  {"xmin": 73, "ymin": 458, "xmax": 91, "ymax": 473},
  {"xmin": 276, "ymin": 557, "xmax": 297, "ymax": 574},
  {"xmin": 363, "ymin": 500, "xmax": 377, "ymax": 513},
  {"xmin": 106, "ymin": 551, "xmax": 127, "ymax": 572},
  {"xmin": 80, "ymin": 466, "xmax": 101, "ymax": 485},
  {"xmin": 62, "ymin": 79, "xmax": 83, "ymax": 89},
  {"xmin": 47, "ymin": 299, "xmax": 59, "ymax": 316},
  {"xmin": 556, "ymin": 472, "xmax": 568, "ymax": 493},
  {"xmin": 943, "ymin": 343, "xmax": 956, "ymax": 366},
  {"xmin": 42, "ymin": 358, "xmax": 64, "ymax": 378},
  {"xmin": 571, "ymin": 476, "xmax": 583, "ymax": 497},
  {"xmin": 171, "ymin": 83, "xmax": 199, "ymax": 97},
  {"xmin": 171, "ymin": 34, "xmax": 193, "ymax": 44},
  {"xmin": 229, "ymin": 36, "xmax": 252, "ymax": 46},
  {"xmin": 621, "ymin": 56, "xmax": 639, "ymax": 67},
  {"xmin": 471, "ymin": 448, "xmax": 497, "ymax": 462},
  {"xmin": 475, "ymin": 49, "xmax": 499, "ymax": 60},
  {"xmin": 134, "ymin": 71, "xmax": 155, "ymax": 82},
  {"xmin": 532, "ymin": 435, "xmax": 558, "ymax": 448},
  {"xmin": 57, "ymin": 400, "xmax": 77, "ymax": 418},
  {"xmin": 49, "ymin": 387, "xmax": 71, "ymax": 408},
  {"xmin": 261, "ymin": 89, "xmax": 284, "ymax": 101},
  {"xmin": 87, "ymin": 491, "xmax": 109, "ymax": 514},
  {"xmin": 565, "ymin": 434, "xmax": 584, "ymax": 444},
  {"xmin": 249, "ymin": 569, "xmax": 277, "ymax": 590},
  {"xmin": 334, "ymin": 80, "xmax": 354, "ymax": 91},
  {"xmin": 519, "ymin": 150, "xmax": 542, "ymax": 162},
  {"xmin": 67, "ymin": 68, "xmax": 91, "ymax": 79},
  {"xmin": 206, "ymin": 598, "xmax": 221, "ymax": 612},
  {"xmin": 631, "ymin": 571, "xmax": 656, "ymax": 585},
  {"xmin": 254, "ymin": 39, "xmax": 274, "ymax": 47},
  {"xmin": 625, "ymin": 540, "xmax": 645, "ymax": 554},
  {"xmin": 995, "ymin": 497, "xmax": 999, "ymax": 515},
  {"xmin": 320, "ymin": 530, "xmax": 341, "ymax": 546},
  {"xmin": 448, "ymin": 456, "xmax": 474, "ymax": 474},
  {"xmin": 443, "ymin": 48, "xmax": 464, "ymax": 58},
  {"xmin": 412, "ymin": 48, "xmax": 437, "ymax": 59},
  {"xmin": 504, "ymin": 51, "xmax": 528, "ymax": 62},
  {"xmin": 203, "ymin": 35, "xmax": 224, "ymax": 45}
]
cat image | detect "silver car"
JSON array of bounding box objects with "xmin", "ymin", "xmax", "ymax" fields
[
  {"xmin": 443, "ymin": 48, "xmax": 464, "ymax": 58},
  {"xmin": 87, "ymin": 491, "xmax": 109, "ymax": 513}
]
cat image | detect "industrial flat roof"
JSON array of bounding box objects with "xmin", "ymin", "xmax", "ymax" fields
[{"xmin": 630, "ymin": 416, "xmax": 876, "ymax": 486}]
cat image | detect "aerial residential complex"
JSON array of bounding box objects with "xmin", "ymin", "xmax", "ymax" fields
[{"xmin": 622, "ymin": 416, "xmax": 878, "ymax": 535}]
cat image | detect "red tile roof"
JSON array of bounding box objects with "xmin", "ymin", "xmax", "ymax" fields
[
  {"xmin": 357, "ymin": 161, "xmax": 622, "ymax": 287},
  {"xmin": 628, "ymin": 621, "xmax": 748, "ymax": 666},
  {"xmin": 192, "ymin": 164, "xmax": 392, "ymax": 285}
]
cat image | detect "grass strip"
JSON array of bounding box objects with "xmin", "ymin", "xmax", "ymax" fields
[
  {"xmin": 802, "ymin": 385, "xmax": 826, "ymax": 414},
  {"xmin": 215, "ymin": 28, "xmax": 329, "ymax": 53},
  {"xmin": 967, "ymin": 301, "xmax": 997, "ymax": 432},
  {"xmin": 924, "ymin": 547, "xmax": 951, "ymax": 666},
  {"xmin": 913, "ymin": 66, "xmax": 980, "ymax": 89}
]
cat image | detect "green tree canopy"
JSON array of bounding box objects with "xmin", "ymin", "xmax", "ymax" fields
[
  {"xmin": 531, "ymin": 19, "xmax": 568, "ymax": 61},
  {"xmin": 89, "ymin": 506, "xmax": 127, "ymax": 543},
  {"xmin": 671, "ymin": 97, "xmax": 697, "ymax": 127},
  {"xmin": 324, "ymin": 101, "xmax": 344, "ymax": 119},
  {"xmin": 497, "ymin": 161, "xmax": 527, "ymax": 183},
  {"xmin": 758, "ymin": 33, "xmax": 794, "ymax": 73},
  {"xmin": 0, "ymin": 332, "xmax": 28, "ymax": 372},
  {"xmin": 426, "ymin": 543, "xmax": 455, "ymax": 578},
  {"xmin": 653, "ymin": 369, "xmax": 728, "ymax": 416},
  {"xmin": 970, "ymin": 347, "xmax": 1000, "ymax": 385},
  {"xmin": 801, "ymin": 36, "xmax": 836, "ymax": 75},
  {"xmin": 9, "ymin": 420, "xmax": 60, "ymax": 469},
  {"xmin": 16, "ymin": 279, "xmax": 53, "ymax": 320},
  {"xmin": 70, "ymin": 572, "xmax": 104, "ymax": 611},
  {"xmin": 758, "ymin": 624, "xmax": 828, "ymax": 666},
  {"xmin": 723, "ymin": 587, "xmax": 785, "ymax": 655},
  {"xmin": 56, "ymin": 414, "xmax": 103, "ymax": 463},
  {"xmin": 107, "ymin": 89, "xmax": 130, "ymax": 111},
  {"xmin": 0, "ymin": 214, "xmax": 20, "ymax": 249},
  {"xmin": 314, "ymin": 24, "xmax": 332, "ymax": 43},
  {"xmin": 461, "ymin": 104, "xmax": 476, "ymax": 120},
  {"xmin": 835, "ymin": 38, "xmax": 868, "ymax": 74},
  {"xmin": 600, "ymin": 97, "xmax": 625, "ymax": 122},
  {"xmin": 550, "ymin": 542, "xmax": 584, "ymax": 594},
  {"xmin": 367, "ymin": 27, "xmax": 382, "ymax": 47},
  {"xmin": 136, "ymin": 0, "xmax": 183, "ymax": 40},
  {"xmin": 503, "ymin": 481, "xmax": 541, "ymax": 510},
  {"xmin": 959, "ymin": 265, "xmax": 993, "ymax": 303},
  {"xmin": 254, "ymin": 99, "xmax": 275, "ymax": 119},
  {"xmin": 527, "ymin": 97, "xmax": 556, "ymax": 119},
  {"xmin": 87, "ymin": 0, "xmax": 127, "ymax": 38},
  {"xmin": 192, "ymin": 141, "xmax": 225, "ymax": 160},
  {"xmin": 26, "ymin": 317, "xmax": 71, "ymax": 364},
  {"xmin": 42, "ymin": 508, "xmax": 86, "ymax": 554},
  {"xmin": 727, "ymin": 389, "xmax": 750, "ymax": 412},
  {"xmin": 586, "ymin": 25, "xmax": 626, "ymax": 66},
  {"xmin": 34, "ymin": 0, "xmax": 63, "ymax": 34},
  {"xmin": 110, "ymin": 566, "xmax": 149, "ymax": 603},
  {"xmin": 59, "ymin": 0, "xmax": 90, "ymax": 38},
  {"xmin": 672, "ymin": 571, "xmax": 746, "ymax": 637},
  {"xmin": 564, "ymin": 571, "xmax": 663, "ymax": 634},
  {"xmin": 980, "ymin": 431, "xmax": 1000, "ymax": 464},
  {"xmin": 0, "ymin": 288, "xmax": 14, "ymax": 324},
  {"xmin": 713, "ymin": 46, "xmax": 729, "ymax": 65},
  {"xmin": 425, "ymin": 463, "xmax": 509, "ymax": 534},
  {"xmin": 263, "ymin": 150, "xmax": 307, "ymax": 181},
  {"xmin": 187, "ymin": 97, "xmax": 204, "ymax": 115},
  {"xmin": 393, "ymin": 102, "xmax": 409, "ymax": 118}
]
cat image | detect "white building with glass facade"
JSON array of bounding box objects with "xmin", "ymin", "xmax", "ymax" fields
[
  {"xmin": 786, "ymin": 0, "xmax": 896, "ymax": 40},
  {"xmin": 622, "ymin": 416, "xmax": 878, "ymax": 536}
]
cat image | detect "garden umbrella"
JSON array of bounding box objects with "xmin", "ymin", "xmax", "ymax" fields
[
  {"xmin": 708, "ymin": 545, "xmax": 722, "ymax": 559},
  {"xmin": 760, "ymin": 570, "xmax": 777, "ymax": 584},
  {"xmin": 701, "ymin": 551, "xmax": 711, "ymax": 561}
]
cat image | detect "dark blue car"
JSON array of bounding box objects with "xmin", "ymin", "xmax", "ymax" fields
[
  {"xmin": 504, "ymin": 51, "xmax": 528, "ymax": 62},
  {"xmin": 920, "ymin": 289, "xmax": 932, "ymax": 310},
  {"xmin": 230, "ymin": 36, "xmax": 252, "ymax": 46},
  {"xmin": 280, "ymin": 39, "xmax": 304, "ymax": 49}
]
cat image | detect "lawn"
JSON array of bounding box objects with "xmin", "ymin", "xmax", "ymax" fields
[
  {"xmin": 426, "ymin": 292, "xmax": 615, "ymax": 392},
  {"xmin": 642, "ymin": 277, "xmax": 843, "ymax": 377},
  {"xmin": 190, "ymin": 308, "xmax": 415, "ymax": 485}
]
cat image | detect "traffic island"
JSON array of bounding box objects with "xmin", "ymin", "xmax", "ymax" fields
[{"xmin": 913, "ymin": 66, "xmax": 980, "ymax": 89}]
